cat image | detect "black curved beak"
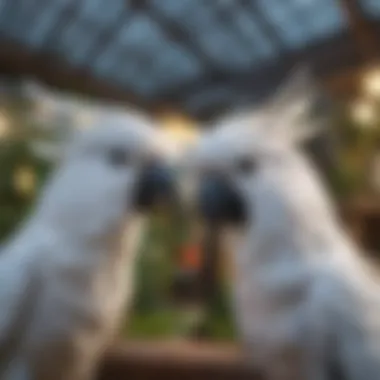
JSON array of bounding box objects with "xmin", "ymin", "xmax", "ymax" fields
[
  {"xmin": 198, "ymin": 175, "xmax": 247, "ymax": 224},
  {"xmin": 134, "ymin": 163, "xmax": 177, "ymax": 211}
]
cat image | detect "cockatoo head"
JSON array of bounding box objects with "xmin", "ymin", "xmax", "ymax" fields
[
  {"xmin": 190, "ymin": 69, "xmax": 333, "ymax": 236},
  {"xmin": 35, "ymin": 110, "xmax": 175, "ymax": 239}
]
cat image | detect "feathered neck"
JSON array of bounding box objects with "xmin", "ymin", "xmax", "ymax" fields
[{"xmin": 248, "ymin": 152, "xmax": 351, "ymax": 264}]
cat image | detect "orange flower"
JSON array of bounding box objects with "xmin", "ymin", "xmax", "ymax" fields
[{"xmin": 179, "ymin": 244, "xmax": 202, "ymax": 271}]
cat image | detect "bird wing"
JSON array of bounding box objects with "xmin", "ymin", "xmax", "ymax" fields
[{"xmin": 0, "ymin": 250, "xmax": 42, "ymax": 376}]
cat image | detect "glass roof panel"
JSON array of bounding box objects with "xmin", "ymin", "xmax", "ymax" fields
[
  {"xmin": 116, "ymin": 15, "xmax": 165, "ymax": 55},
  {"xmin": 44, "ymin": 0, "xmax": 129, "ymax": 64},
  {"xmin": 0, "ymin": 0, "xmax": 6, "ymax": 13},
  {"xmin": 0, "ymin": 0, "xmax": 36, "ymax": 41},
  {"xmin": 149, "ymin": 44, "xmax": 203, "ymax": 90},
  {"xmin": 111, "ymin": 59, "xmax": 156, "ymax": 97},
  {"xmin": 150, "ymin": 0, "xmax": 196, "ymax": 19},
  {"xmin": 152, "ymin": 0, "xmax": 259, "ymax": 70},
  {"xmin": 220, "ymin": 4, "xmax": 277, "ymax": 61},
  {"xmin": 360, "ymin": 0, "xmax": 380, "ymax": 17},
  {"xmin": 92, "ymin": 42, "xmax": 123, "ymax": 79},
  {"xmin": 60, "ymin": 21, "xmax": 98, "ymax": 65},
  {"xmin": 256, "ymin": 0, "xmax": 347, "ymax": 48},
  {"xmin": 25, "ymin": 0, "xmax": 72, "ymax": 48},
  {"xmin": 0, "ymin": 0, "xmax": 366, "ymax": 116},
  {"xmin": 196, "ymin": 4, "xmax": 261, "ymax": 69},
  {"xmin": 109, "ymin": 14, "xmax": 202, "ymax": 90},
  {"xmin": 80, "ymin": 0, "xmax": 126, "ymax": 26},
  {"xmin": 302, "ymin": 0, "xmax": 348, "ymax": 39},
  {"xmin": 151, "ymin": 0, "xmax": 213, "ymax": 33}
]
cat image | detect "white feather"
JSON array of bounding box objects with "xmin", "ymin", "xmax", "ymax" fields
[{"xmin": 0, "ymin": 111, "xmax": 161, "ymax": 380}]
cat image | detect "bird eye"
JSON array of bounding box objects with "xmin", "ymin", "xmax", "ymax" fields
[
  {"xmin": 108, "ymin": 147, "xmax": 131, "ymax": 167},
  {"xmin": 235, "ymin": 157, "xmax": 257, "ymax": 175}
]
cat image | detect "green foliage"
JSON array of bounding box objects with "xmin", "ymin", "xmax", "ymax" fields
[
  {"xmin": 196, "ymin": 284, "xmax": 237, "ymax": 341},
  {"xmin": 126, "ymin": 309, "xmax": 200, "ymax": 340},
  {"xmin": 328, "ymin": 110, "xmax": 380, "ymax": 198},
  {"xmin": 0, "ymin": 139, "xmax": 51, "ymax": 241},
  {"xmin": 198, "ymin": 313, "xmax": 236, "ymax": 342},
  {"xmin": 0, "ymin": 97, "xmax": 53, "ymax": 243},
  {"xmin": 132, "ymin": 210, "xmax": 187, "ymax": 313}
]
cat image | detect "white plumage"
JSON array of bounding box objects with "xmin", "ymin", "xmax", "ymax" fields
[
  {"xmin": 190, "ymin": 70, "xmax": 380, "ymax": 380},
  {"xmin": 0, "ymin": 110, "xmax": 165, "ymax": 380}
]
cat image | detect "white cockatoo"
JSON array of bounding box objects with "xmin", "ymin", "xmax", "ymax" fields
[
  {"xmin": 0, "ymin": 109, "xmax": 175, "ymax": 380},
  {"xmin": 188, "ymin": 70, "xmax": 380, "ymax": 380}
]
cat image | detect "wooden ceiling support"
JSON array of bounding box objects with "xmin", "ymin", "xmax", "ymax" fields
[{"xmin": 338, "ymin": 0, "xmax": 379, "ymax": 62}]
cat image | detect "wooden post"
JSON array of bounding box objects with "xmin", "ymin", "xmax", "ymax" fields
[
  {"xmin": 199, "ymin": 222, "xmax": 220, "ymax": 308},
  {"xmin": 338, "ymin": 0, "xmax": 379, "ymax": 62},
  {"xmin": 195, "ymin": 222, "xmax": 222, "ymax": 338}
]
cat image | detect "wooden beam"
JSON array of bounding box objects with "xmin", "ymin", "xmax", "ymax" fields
[
  {"xmin": 199, "ymin": 223, "xmax": 221, "ymax": 319},
  {"xmin": 99, "ymin": 342, "xmax": 258, "ymax": 380},
  {"xmin": 186, "ymin": 62, "xmax": 369, "ymax": 121},
  {"xmin": 338, "ymin": 0, "xmax": 379, "ymax": 61},
  {"xmin": 0, "ymin": 37, "xmax": 161, "ymax": 114},
  {"xmin": 172, "ymin": 31, "xmax": 364, "ymax": 118}
]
